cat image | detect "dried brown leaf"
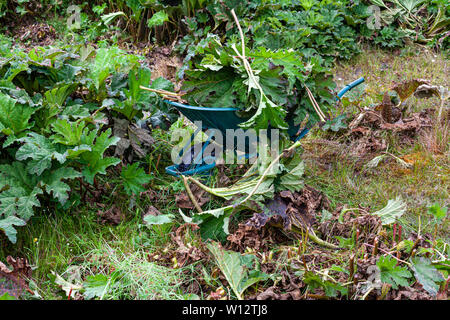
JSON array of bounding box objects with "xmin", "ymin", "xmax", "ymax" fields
[
  {"xmin": 175, "ymin": 183, "xmax": 210, "ymax": 209},
  {"xmin": 97, "ymin": 205, "xmax": 124, "ymax": 225},
  {"xmin": 391, "ymin": 79, "xmax": 430, "ymax": 102}
]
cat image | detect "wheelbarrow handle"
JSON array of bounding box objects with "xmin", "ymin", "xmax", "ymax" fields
[
  {"xmin": 294, "ymin": 77, "xmax": 365, "ymax": 142},
  {"xmin": 337, "ymin": 77, "xmax": 365, "ymax": 99}
]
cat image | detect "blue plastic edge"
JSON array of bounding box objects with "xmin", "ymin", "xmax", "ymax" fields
[
  {"xmin": 165, "ymin": 77, "xmax": 365, "ymax": 176},
  {"xmin": 166, "ymin": 163, "xmax": 216, "ymax": 177},
  {"xmin": 337, "ymin": 77, "xmax": 365, "ymax": 99}
]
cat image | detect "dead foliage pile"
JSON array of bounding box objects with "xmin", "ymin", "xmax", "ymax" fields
[
  {"xmin": 0, "ymin": 256, "xmax": 32, "ymax": 298},
  {"xmin": 16, "ymin": 23, "xmax": 56, "ymax": 46}
]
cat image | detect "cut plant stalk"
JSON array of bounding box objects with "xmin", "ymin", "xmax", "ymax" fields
[
  {"xmin": 140, "ymin": 85, "xmax": 185, "ymax": 102},
  {"xmin": 304, "ymin": 84, "xmax": 327, "ymax": 122},
  {"xmin": 372, "ymin": 237, "xmax": 379, "ymax": 256},
  {"xmin": 185, "ymin": 140, "xmax": 339, "ymax": 249},
  {"xmin": 407, "ymin": 236, "xmax": 422, "ymax": 259},
  {"xmin": 182, "ymin": 175, "xmax": 203, "ymax": 213}
]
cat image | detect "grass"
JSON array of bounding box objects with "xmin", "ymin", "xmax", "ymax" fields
[
  {"xmin": 1, "ymin": 200, "xmax": 195, "ymax": 299},
  {"xmin": 62, "ymin": 243, "xmax": 188, "ymax": 300},
  {"xmin": 304, "ymin": 44, "xmax": 449, "ymax": 239},
  {"xmin": 1, "ymin": 45, "xmax": 448, "ymax": 300},
  {"xmin": 333, "ymin": 45, "xmax": 449, "ymax": 115}
]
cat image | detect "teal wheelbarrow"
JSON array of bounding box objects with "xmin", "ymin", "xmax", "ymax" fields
[{"xmin": 165, "ymin": 77, "xmax": 365, "ymax": 177}]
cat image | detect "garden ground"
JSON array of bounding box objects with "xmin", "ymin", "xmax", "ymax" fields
[{"xmin": 1, "ymin": 44, "xmax": 448, "ymax": 300}]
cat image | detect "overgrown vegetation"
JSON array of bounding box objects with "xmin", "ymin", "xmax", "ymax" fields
[
  {"xmin": 0, "ymin": 0, "xmax": 449, "ymax": 301},
  {"xmin": 0, "ymin": 40, "xmax": 177, "ymax": 243}
]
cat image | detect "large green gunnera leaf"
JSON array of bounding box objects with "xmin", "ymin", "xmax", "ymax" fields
[
  {"xmin": 79, "ymin": 128, "xmax": 120, "ymax": 184},
  {"xmin": 0, "ymin": 92, "xmax": 35, "ymax": 135},
  {"xmin": 207, "ymin": 242, "xmax": 271, "ymax": 300},
  {"xmin": 410, "ymin": 257, "xmax": 445, "ymax": 296},
  {"xmin": 0, "ymin": 216, "xmax": 26, "ymax": 244},
  {"xmin": 16, "ymin": 132, "xmax": 67, "ymax": 176}
]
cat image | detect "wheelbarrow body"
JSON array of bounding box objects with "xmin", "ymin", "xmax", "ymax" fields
[{"xmin": 165, "ymin": 77, "xmax": 364, "ymax": 176}]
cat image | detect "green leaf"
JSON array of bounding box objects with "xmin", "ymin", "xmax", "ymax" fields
[
  {"xmin": 183, "ymin": 68, "xmax": 238, "ymax": 109},
  {"xmin": 143, "ymin": 214, "xmax": 174, "ymax": 226},
  {"xmin": 329, "ymin": 264, "xmax": 349, "ymax": 275},
  {"xmin": 322, "ymin": 114, "xmax": 347, "ymax": 132},
  {"xmin": 239, "ymin": 93, "xmax": 288, "ymax": 131},
  {"xmin": 303, "ymin": 271, "xmax": 348, "ymax": 297},
  {"xmin": 83, "ymin": 274, "xmax": 114, "ymax": 300},
  {"xmin": 82, "ymin": 157, "xmax": 120, "ymax": 185},
  {"xmin": 0, "ymin": 92, "xmax": 35, "ymax": 135},
  {"xmin": 278, "ymin": 159, "xmax": 304, "ymax": 192},
  {"xmin": 335, "ymin": 236, "xmax": 354, "ymax": 249},
  {"xmin": 0, "ymin": 163, "xmax": 43, "ymax": 226},
  {"xmin": 410, "ymin": 257, "xmax": 445, "ymax": 296},
  {"xmin": 371, "ymin": 197, "xmax": 407, "ymax": 225},
  {"xmin": 126, "ymin": 66, "xmax": 152, "ymax": 103},
  {"xmin": 79, "ymin": 128, "xmax": 120, "ymax": 184},
  {"xmin": 200, "ymin": 54, "xmax": 223, "ymax": 71},
  {"xmin": 147, "ymin": 11, "xmax": 169, "ymax": 28},
  {"xmin": 60, "ymin": 104, "xmax": 90, "ymax": 120},
  {"xmin": 65, "ymin": 145, "xmax": 92, "ymax": 159},
  {"xmin": 427, "ymin": 203, "xmax": 447, "ymax": 221},
  {"xmin": 101, "ymin": 11, "xmax": 127, "ymax": 26},
  {"xmin": 180, "ymin": 205, "xmax": 234, "ymax": 241},
  {"xmin": 0, "ymin": 292, "xmax": 16, "ymax": 300},
  {"xmin": 51, "ymin": 119, "xmax": 86, "ymax": 146},
  {"xmin": 16, "ymin": 187, "xmax": 42, "ymax": 220},
  {"xmin": 433, "ymin": 260, "xmax": 450, "ymax": 273},
  {"xmin": 376, "ymin": 255, "xmax": 412, "ymax": 289},
  {"xmin": 0, "ymin": 216, "xmax": 26, "ymax": 243},
  {"xmin": 321, "ymin": 209, "xmax": 333, "ymax": 223},
  {"xmin": 0, "ymin": 186, "xmax": 42, "ymax": 221},
  {"xmin": 44, "ymin": 84, "xmax": 77, "ymax": 107},
  {"xmin": 207, "ymin": 242, "xmax": 271, "ymax": 300},
  {"xmin": 251, "ymin": 47, "xmax": 306, "ymax": 89},
  {"xmin": 257, "ymin": 68, "xmax": 289, "ymax": 106},
  {"xmin": 120, "ymin": 163, "xmax": 151, "ymax": 195},
  {"xmin": 150, "ymin": 77, "xmax": 174, "ymax": 91},
  {"xmin": 16, "ymin": 132, "xmax": 67, "ymax": 175},
  {"xmin": 113, "ymin": 67, "xmax": 155, "ymax": 121},
  {"xmin": 42, "ymin": 167, "xmax": 81, "ymax": 204},
  {"xmin": 0, "ymin": 161, "xmax": 39, "ymax": 193},
  {"xmin": 88, "ymin": 47, "xmax": 131, "ymax": 92}
]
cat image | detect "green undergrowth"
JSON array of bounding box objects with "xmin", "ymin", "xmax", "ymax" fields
[
  {"xmin": 0, "ymin": 7, "xmax": 448, "ymax": 298},
  {"xmin": 1, "ymin": 46, "xmax": 448, "ymax": 300}
]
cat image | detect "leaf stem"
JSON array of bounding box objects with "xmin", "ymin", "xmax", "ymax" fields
[{"xmin": 182, "ymin": 175, "xmax": 203, "ymax": 213}]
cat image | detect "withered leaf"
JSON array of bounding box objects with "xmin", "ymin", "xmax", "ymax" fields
[
  {"xmin": 176, "ymin": 183, "xmax": 210, "ymax": 209},
  {"xmin": 390, "ymin": 79, "xmax": 430, "ymax": 102},
  {"xmin": 145, "ymin": 205, "xmax": 162, "ymax": 216},
  {"xmin": 97, "ymin": 205, "xmax": 124, "ymax": 225},
  {"xmin": 113, "ymin": 117, "xmax": 130, "ymax": 158},
  {"xmin": 0, "ymin": 256, "xmax": 32, "ymax": 298},
  {"xmin": 247, "ymin": 186, "xmax": 328, "ymax": 233},
  {"xmin": 171, "ymin": 224, "xmax": 206, "ymax": 267},
  {"xmin": 128, "ymin": 124, "xmax": 154, "ymax": 158}
]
